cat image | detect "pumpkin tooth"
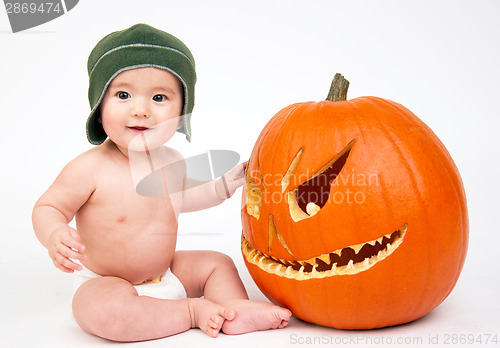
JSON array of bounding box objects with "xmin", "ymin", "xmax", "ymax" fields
[
  {"xmin": 317, "ymin": 253, "xmax": 331, "ymax": 264},
  {"xmin": 331, "ymin": 262, "xmax": 338, "ymax": 273},
  {"xmin": 279, "ymin": 258, "xmax": 291, "ymax": 266},
  {"xmin": 248, "ymin": 248, "xmax": 258, "ymax": 261},
  {"xmin": 304, "ymin": 256, "xmax": 318, "ymax": 266},
  {"xmin": 256, "ymin": 252, "xmax": 265, "ymax": 264},
  {"xmin": 377, "ymin": 249, "xmax": 385, "ymax": 259},
  {"xmin": 285, "ymin": 265, "xmax": 295, "ymax": 277},
  {"xmin": 306, "ymin": 202, "xmax": 321, "ymax": 216},
  {"xmin": 362, "ymin": 257, "xmax": 371, "ymax": 268},
  {"xmin": 351, "ymin": 242, "xmax": 364, "ymax": 253},
  {"xmin": 311, "ymin": 265, "xmax": 322, "ymax": 278},
  {"xmin": 268, "ymin": 261, "xmax": 280, "ymax": 273},
  {"xmin": 332, "ymin": 250, "xmax": 341, "ymax": 257}
]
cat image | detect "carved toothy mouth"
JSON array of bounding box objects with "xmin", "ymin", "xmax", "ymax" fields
[{"xmin": 242, "ymin": 224, "xmax": 407, "ymax": 280}]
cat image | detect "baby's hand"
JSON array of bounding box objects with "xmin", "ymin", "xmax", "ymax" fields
[
  {"xmin": 219, "ymin": 162, "xmax": 248, "ymax": 198},
  {"xmin": 47, "ymin": 226, "xmax": 87, "ymax": 273}
]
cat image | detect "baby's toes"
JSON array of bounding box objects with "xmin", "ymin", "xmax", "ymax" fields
[
  {"xmin": 278, "ymin": 319, "xmax": 289, "ymax": 329},
  {"xmin": 209, "ymin": 314, "xmax": 223, "ymax": 330},
  {"xmin": 222, "ymin": 308, "xmax": 235, "ymax": 321},
  {"xmin": 279, "ymin": 308, "xmax": 292, "ymax": 320},
  {"xmin": 206, "ymin": 326, "xmax": 220, "ymax": 338}
]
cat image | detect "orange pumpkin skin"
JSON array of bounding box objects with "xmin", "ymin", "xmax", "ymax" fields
[{"xmin": 241, "ymin": 95, "xmax": 468, "ymax": 329}]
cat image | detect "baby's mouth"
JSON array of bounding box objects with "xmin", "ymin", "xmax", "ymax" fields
[{"xmin": 128, "ymin": 126, "xmax": 150, "ymax": 133}]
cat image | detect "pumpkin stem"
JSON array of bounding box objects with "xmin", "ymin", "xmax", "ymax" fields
[{"xmin": 326, "ymin": 73, "xmax": 350, "ymax": 102}]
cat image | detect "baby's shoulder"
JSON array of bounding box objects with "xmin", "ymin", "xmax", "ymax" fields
[
  {"xmin": 63, "ymin": 146, "xmax": 108, "ymax": 175},
  {"xmin": 158, "ymin": 146, "xmax": 187, "ymax": 180},
  {"xmin": 162, "ymin": 145, "xmax": 184, "ymax": 162},
  {"xmin": 50, "ymin": 146, "xmax": 105, "ymax": 191},
  {"xmin": 159, "ymin": 145, "xmax": 186, "ymax": 171}
]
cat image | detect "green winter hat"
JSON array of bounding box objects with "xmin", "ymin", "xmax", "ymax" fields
[{"xmin": 86, "ymin": 23, "xmax": 196, "ymax": 145}]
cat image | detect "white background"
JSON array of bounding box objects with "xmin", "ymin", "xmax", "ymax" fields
[{"xmin": 1, "ymin": 0, "xmax": 499, "ymax": 347}]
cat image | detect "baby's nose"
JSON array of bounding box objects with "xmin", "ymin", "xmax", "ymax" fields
[{"xmin": 131, "ymin": 101, "xmax": 150, "ymax": 118}]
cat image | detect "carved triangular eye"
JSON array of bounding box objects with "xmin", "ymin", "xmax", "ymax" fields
[{"xmin": 286, "ymin": 140, "xmax": 355, "ymax": 222}]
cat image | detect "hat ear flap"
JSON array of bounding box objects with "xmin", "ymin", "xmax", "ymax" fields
[{"xmin": 177, "ymin": 115, "xmax": 184, "ymax": 130}]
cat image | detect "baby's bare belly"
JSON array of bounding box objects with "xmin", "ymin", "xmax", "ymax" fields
[{"xmin": 76, "ymin": 216, "xmax": 178, "ymax": 285}]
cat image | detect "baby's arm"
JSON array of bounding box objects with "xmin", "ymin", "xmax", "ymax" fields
[
  {"xmin": 32, "ymin": 154, "xmax": 95, "ymax": 272},
  {"xmin": 181, "ymin": 162, "xmax": 247, "ymax": 212}
]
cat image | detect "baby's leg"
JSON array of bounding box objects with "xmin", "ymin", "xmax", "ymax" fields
[
  {"xmin": 171, "ymin": 250, "xmax": 292, "ymax": 335},
  {"xmin": 72, "ymin": 276, "xmax": 233, "ymax": 341}
]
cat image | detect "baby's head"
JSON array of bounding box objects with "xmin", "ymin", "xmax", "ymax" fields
[{"xmin": 86, "ymin": 24, "xmax": 196, "ymax": 145}]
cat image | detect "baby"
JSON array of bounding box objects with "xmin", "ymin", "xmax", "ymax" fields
[{"xmin": 32, "ymin": 24, "xmax": 291, "ymax": 342}]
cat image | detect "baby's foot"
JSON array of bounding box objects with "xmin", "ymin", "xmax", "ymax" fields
[
  {"xmin": 221, "ymin": 299, "xmax": 292, "ymax": 335},
  {"xmin": 188, "ymin": 298, "xmax": 235, "ymax": 338}
]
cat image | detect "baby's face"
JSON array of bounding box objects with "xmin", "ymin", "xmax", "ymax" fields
[{"xmin": 100, "ymin": 67, "xmax": 183, "ymax": 154}]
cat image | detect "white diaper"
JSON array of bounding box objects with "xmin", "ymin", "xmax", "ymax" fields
[{"xmin": 73, "ymin": 266, "xmax": 187, "ymax": 300}]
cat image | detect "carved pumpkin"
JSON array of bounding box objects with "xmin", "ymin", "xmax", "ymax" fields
[{"xmin": 241, "ymin": 74, "xmax": 468, "ymax": 329}]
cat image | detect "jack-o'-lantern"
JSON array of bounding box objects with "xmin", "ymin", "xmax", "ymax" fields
[{"xmin": 241, "ymin": 74, "xmax": 468, "ymax": 329}]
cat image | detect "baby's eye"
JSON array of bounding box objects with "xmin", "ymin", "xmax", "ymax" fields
[
  {"xmin": 117, "ymin": 91, "xmax": 130, "ymax": 99},
  {"xmin": 153, "ymin": 94, "xmax": 167, "ymax": 102}
]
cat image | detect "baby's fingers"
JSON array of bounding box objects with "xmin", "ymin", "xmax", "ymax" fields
[
  {"xmin": 63, "ymin": 231, "xmax": 86, "ymax": 254},
  {"xmin": 53, "ymin": 260, "xmax": 77, "ymax": 273},
  {"xmin": 51, "ymin": 251, "xmax": 82, "ymax": 273},
  {"xmin": 241, "ymin": 161, "xmax": 248, "ymax": 172},
  {"xmin": 232, "ymin": 162, "xmax": 247, "ymax": 180},
  {"xmin": 59, "ymin": 244, "xmax": 87, "ymax": 262}
]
